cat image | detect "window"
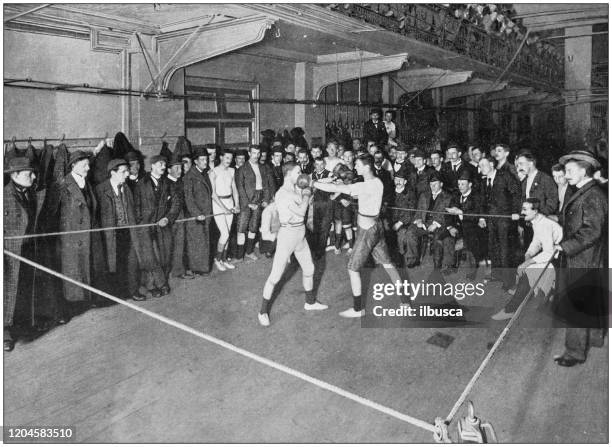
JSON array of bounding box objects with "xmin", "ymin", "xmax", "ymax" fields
[{"xmin": 184, "ymin": 75, "xmax": 258, "ymax": 149}]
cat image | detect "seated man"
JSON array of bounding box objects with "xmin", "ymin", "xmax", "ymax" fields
[
  {"xmin": 403, "ymin": 171, "xmax": 456, "ymax": 271},
  {"xmin": 491, "ymin": 198, "xmax": 562, "ymax": 320}
]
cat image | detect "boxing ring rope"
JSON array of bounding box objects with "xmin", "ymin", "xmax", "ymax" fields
[
  {"xmin": 443, "ymin": 252, "xmax": 558, "ymax": 426},
  {"xmin": 3, "ymin": 249, "xmax": 439, "ymax": 436}
]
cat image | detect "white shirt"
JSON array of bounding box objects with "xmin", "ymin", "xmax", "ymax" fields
[
  {"xmin": 347, "ymin": 177, "xmax": 383, "ymax": 217},
  {"xmin": 525, "ymin": 169, "xmax": 538, "ymax": 198},
  {"xmin": 167, "ymin": 174, "xmax": 178, "ymax": 183},
  {"xmin": 384, "ymin": 121, "xmax": 396, "ymax": 139},
  {"xmin": 325, "ymin": 156, "xmax": 342, "ymax": 173},
  {"xmin": 576, "ymin": 178, "xmax": 593, "ymax": 189},
  {"xmin": 210, "ymin": 165, "xmax": 235, "ymax": 197},
  {"xmin": 109, "ymin": 177, "xmax": 123, "ymax": 196},
  {"xmin": 250, "ymin": 162, "xmax": 262, "ymax": 190},
  {"xmin": 558, "ymin": 183, "xmax": 568, "ymax": 211},
  {"xmin": 486, "ymin": 169, "xmax": 497, "ymax": 186},
  {"xmin": 526, "ymin": 214, "xmax": 563, "ymax": 264},
  {"xmin": 71, "ymin": 172, "xmax": 86, "ymax": 189}
]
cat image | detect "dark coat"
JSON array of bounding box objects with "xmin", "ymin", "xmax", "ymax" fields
[
  {"xmin": 481, "ymin": 169, "xmax": 522, "ymax": 215},
  {"xmin": 441, "ymin": 161, "xmax": 478, "ymax": 194},
  {"xmin": 556, "ymin": 180, "xmax": 608, "ymax": 327},
  {"xmin": 391, "ymin": 187, "xmax": 417, "ymax": 226},
  {"xmin": 95, "ymin": 179, "xmax": 151, "ymax": 273},
  {"xmin": 133, "ymin": 174, "xmax": 174, "ymax": 273},
  {"xmin": 183, "ymin": 167, "xmax": 213, "ymax": 272},
  {"xmin": 415, "ymin": 189, "xmax": 454, "ymax": 228},
  {"xmin": 410, "ymin": 166, "xmax": 435, "ymax": 200},
  {"xmin": 496, "ymin": 160, "xmax": 519, "ymax": 181},
  {"xmin": 374, "ymin": 167, "xmax": 394, "ymax": 206},
  {"xmin": 521, "ymin": 170, "xmax": 558, "ymax": 216},
  {"xmin": 3, "ymin": 182, "xmax": 46, "ymax": 326},
  {"xmin": 46, "ymin": 174, "xmax": 101, "ymax": 302},
  {"xmin": 236, "ymin": 162, "xmax": 274, "ymax": 210},
  {"xmin": 270, "ymin": 164, "xmax": 284, "ymax": 191},
  {"xmin": 362, "ymin": 120, "xmax": 388, "ymax": 147},
  {"xmin": 91, "ymin": 145, "xmax": 113, "ymax": 186}
]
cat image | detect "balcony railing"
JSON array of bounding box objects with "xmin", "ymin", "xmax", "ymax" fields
[
  {"xmin": 592, "ymin": 62, "xmax": 608, "ymax": 89},
  {"xmin": 326, "ymin": 4, "xmax": 564, "ymax": 88}
]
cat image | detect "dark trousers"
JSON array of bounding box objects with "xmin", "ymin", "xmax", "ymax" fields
[
  {"xmin": 170, "ymin": 221, "xmax": 188, "ymax": 277},
  {"xmin": 311, "ymin": 199, "xmax": 333, "ymax": 259},
  {"xmin": 405, "ymin": 225, "xmax": 455, "ymax": 269},
  {"xmin": 564, "ymin": 327, "xmax": 605, "ymax": 361},
  {"xmin": 108, "ymin": 229, "xmax": 139, "ymax": 298},
  {"xmin": 155, "ymin": 226, "xmax": 174, "ymax": 280},
  {"xmin": 504, "ymin": 273, "xmax": 531, "ymax": 313},
  {"xmin": 488, "ymin": 217, "xmax": 515, "ymax": 289}
]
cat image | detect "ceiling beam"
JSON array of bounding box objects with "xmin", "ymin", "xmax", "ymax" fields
[{"xmin": 4, "ymin": 4, "xmax": 51, "ymax": 23}]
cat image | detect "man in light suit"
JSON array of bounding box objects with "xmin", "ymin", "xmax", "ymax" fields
[{"xmin": 491, "ymin": 198, "xmax": 562, "ymax": 320}]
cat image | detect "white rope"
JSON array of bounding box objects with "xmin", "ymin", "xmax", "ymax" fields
[{"xmin": 4, "ymin": 249, "xmax": 438, "ymax": 435}]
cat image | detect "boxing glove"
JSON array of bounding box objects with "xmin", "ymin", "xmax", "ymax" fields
[{"xmin": 296, "ymin": 173, "xmax": 311, "ymax": 189}]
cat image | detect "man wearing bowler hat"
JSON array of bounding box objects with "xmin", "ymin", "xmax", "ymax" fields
[
  {"xmin": 96, "ymin": 159, "xmax": 147, "ymax": 301},
  {"xmin": 363, "ymin": 107, "xmax": 388, "ymax": 148},
  {"xmin": 3, "ymin": 157, "xmax": 48, "ymax": 351},
  {"xmin": 403, "ymin": 171, "xmax": 456, "ymax": 270},
  {"xmin": 183, "ymin": 147, "xmax": 214, "ymax": 275},
  {"xmin": 133, "ymin": 155, "xmax": 172, "ymax": 297},
  {"xmin": 553, "ymin": 150, "xmax": 608, "ymax": 367}
]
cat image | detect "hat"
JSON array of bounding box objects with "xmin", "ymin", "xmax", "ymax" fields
[
  {"xmin": 68, "ymin": 150, "xmax": 91, "ymax": 167},
  {"xmin": 124, "ymin": 151, "xmax": 140, "ymax": 162},
  {"xmin": 235, "ymin": 149, "xmax": 248, "ymax": 157},
  {"xmin": 192, "ymin": 147, "xmax": 208, "ymax": 159},
  {"xmin": 429, "ymin": 171, "xmax": 443, "ymax": 183},
  {"xmin": 261, "ymin": 129, "xmax": 276, "ymax": 138},
  {"xmin": 412, "ymin": 148, "xmax": 427, "ymax": 159},
  {"xmin": 168, "ymin": 152, "xmax": 182, "ymax": 166},
  {"xmin": 150, "ymin": 155, "xmax": 167, "ymax": 165},
  {"xmin": 107, "ymin": 158, "xmax": 128, "ymax": 173},
  {"xmin": 272, "ymin": 140, "xmax": 283, "ymax": 147},
  {"xmin": 370, "ymin": 107, "xmax": 383, "ymax": 116},
  {"xmin": 4, "ymin": 156, "xmax": 36, "ymax": 174},
  {"xmin": 395, "ymin": 143, "xmax": 408, "ymax": 153},
  {"xmin": 394, "ymin": 168, "xmax": 409, "ymax": 180},
  {"xmin": 559, "ymin": 150, "xmax": 601, "ymax": 169},
  {"xmin": 457, "ymin": 169, "xmax": 473, "ymax": 182}
]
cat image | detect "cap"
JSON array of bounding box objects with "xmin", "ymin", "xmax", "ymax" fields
[
  {"xmin": 412, "ymin": 148, "xmax": 427, "ymax": 159},
  {"xmin": 107, "ymin": 158, "xmax": 128, "ymax": 173},
  {"xmin": 68, "ymin": 150, "xmax": 91, "ymax": 167},
  {"xmin": 150, "ymin": 155, "xmax": 167, "ymax": 165}
]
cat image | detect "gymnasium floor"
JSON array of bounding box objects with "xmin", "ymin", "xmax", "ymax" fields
[{"xmin": 3, "ymin": 250, "xmax": 608, "ymax": 443}]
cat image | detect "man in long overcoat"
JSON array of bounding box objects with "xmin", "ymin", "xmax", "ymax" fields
[
  {"xmin": 3, "ymin": 157, "xmax": 46, "ymax": 351},
  {"xmin": 133, "ymin": 155, "xmax": 171, "ymax": 295},
  {"xmin": 46, "ymin": 151, "xmax": 103, "ymax": 313},
  {"xmin": 553, "ymin": 150, "xmax": 608, "ymax": 367},
  {"xmin": 183, "ymin": 147, "xmax": 213, "ymax": 274}
]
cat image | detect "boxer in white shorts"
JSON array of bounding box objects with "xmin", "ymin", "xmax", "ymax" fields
[
  {"xmin": 209, "ymin": 150, "xmax": 240, "ymax": 271},
  {"xmin": 314, "ymin": 153, "xmax": 402, "ymax": 318},
  {"xmin": 258, "ymin": 162, "xmax": 328, "ymax": 327}
]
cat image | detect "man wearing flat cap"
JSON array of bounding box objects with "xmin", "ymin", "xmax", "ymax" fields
[
  {"xmin": 96, "ymin": 159, "xmax": 147, "ymax": 301},
  {"xmin": 552, "ymin": 150, "xmax": 608, "ymax": 367},
  {"xmin": 403, "ymin": 171, "xmax": 456, "ymax": 270},
  {"xmin": 3, "ymin": 158, "xmax": 47, "ymax": 351},
  {"xmin": 363, "ymin": 108, "xmax": 388, "ymax": 148},
  {"xmin": 133, "ymin": 155, "xmax": 171, "ymax": 297},
  {"xmin": 124, "ymin": 151, "xmax": 143, "ymax": 192}
]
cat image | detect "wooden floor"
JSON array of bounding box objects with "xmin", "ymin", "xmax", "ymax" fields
[{"xmin": 3, "ymin": 250, "xmax": 608, "ymax": 443}]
